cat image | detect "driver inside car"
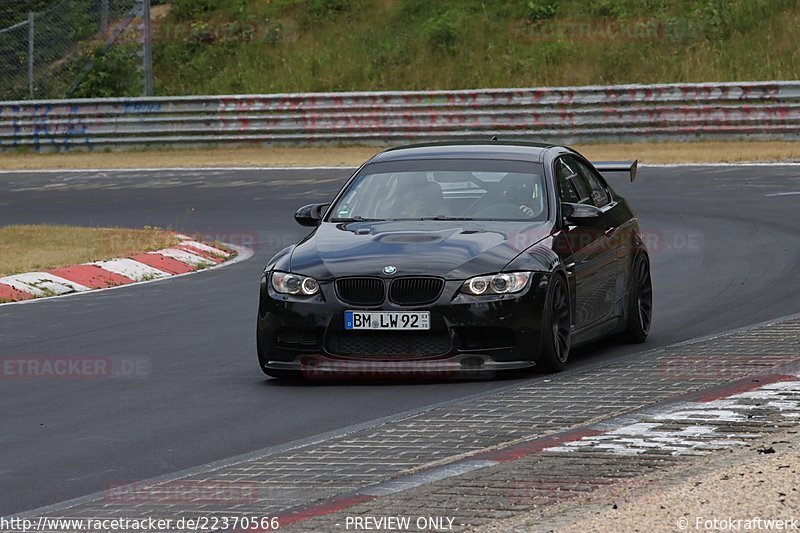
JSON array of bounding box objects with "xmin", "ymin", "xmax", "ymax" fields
[
  {"xmin": 389, "ymin": 174, "xmax": 444, "ymax": 218},
  {"xmin": 473, "ymin": 173, "xmax": 543, "ymax": 219}
]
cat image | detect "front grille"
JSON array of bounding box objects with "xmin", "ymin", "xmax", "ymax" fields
[
  {"xmin": 389, "ymin": 277, "xmax": 444, "ymax": 305},
  {"xmin": 327, "ymin": 332, "xmax": 451, "ymax": 357},
  {"xmin": 335, "ymin": 277, "xmax": 385, "ymax": 306}
]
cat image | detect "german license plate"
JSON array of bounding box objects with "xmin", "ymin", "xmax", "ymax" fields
[{"xmin": 345, "ymin": 311, "xmax": 430, "ymax": 330}]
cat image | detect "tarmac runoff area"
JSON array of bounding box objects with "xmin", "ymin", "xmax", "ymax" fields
[
  {"xmin": 9, "ymin": 313, "xmax": 800, "ymax": 532},
  {"xmin": 1, "ymin": 162, "xmax": 799, "ymax": 530},
  {"xmin": 287, "ymin": 359, "xmax": 800, "ymax": 532}
]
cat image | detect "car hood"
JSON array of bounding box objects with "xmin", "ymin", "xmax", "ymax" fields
[{"xmin": 289, "ymin": 220, "xmax": 551, "ymax": 279}]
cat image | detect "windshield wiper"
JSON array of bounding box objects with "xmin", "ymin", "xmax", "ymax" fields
[
  {"xmin": 418, "ymin": 215, "xmax": 477, "ymax": 221},
  {"xmin": 329, "ymin": 216, "xmax": 386, "ymax": 222}
]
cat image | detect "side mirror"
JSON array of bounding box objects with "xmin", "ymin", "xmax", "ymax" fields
[
  {"xmin": 294, "ymin": 203, "xmax": 329, "ymax": 227},
  {"xmin": 561, "ymin": 202, "xmax": 602, "ymax": 224}
]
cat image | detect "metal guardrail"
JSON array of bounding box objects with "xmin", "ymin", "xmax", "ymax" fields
[{"xmin": 1, "ymin": 81, "xmax": 799, "ymax": 152}]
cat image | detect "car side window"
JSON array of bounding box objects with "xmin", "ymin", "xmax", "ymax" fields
[
  {"xmin": 554, "ymin": 158, "xmax": 580, "ymax": 203},
  {"xmin": 571, "ymin": 157, "xmax": 612, "ymax": 208},
  {"xmin": 555, "ymin": 157, "xmax": 596, "ymax": 205}
]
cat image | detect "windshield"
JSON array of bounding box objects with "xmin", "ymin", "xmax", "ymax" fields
[{"xmin": 329, "ymin": 159, "xmax": 548, "ymax": 221}]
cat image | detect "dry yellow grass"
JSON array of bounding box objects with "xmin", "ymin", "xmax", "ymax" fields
[
  {"xmin": 0, "ymin": 146, "xmax": 379, "ymax": 170},
  {"xmin": 1, "ymin": 141, "xmax": 799, "ymax": 170},
  {"xmin": 575, "ymin": 141, "xmax": 800, "ymax": 164},
  {"xmin": 0, "ymin": 225, "xmax": 179, "ymax": 277}
]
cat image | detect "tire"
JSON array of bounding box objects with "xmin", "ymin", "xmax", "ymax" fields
[
  {"xmin": 621, "ymin": 253, "xmax": 652, "ymax": 343},
  {"xmin": 538, "ymin": 274, "xmax": 572, "ymax": 372}
]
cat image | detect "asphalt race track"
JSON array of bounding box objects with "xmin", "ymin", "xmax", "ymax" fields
[{"xmin": 1, "ymin": 164, "xmax": 799, "ymax": 516}]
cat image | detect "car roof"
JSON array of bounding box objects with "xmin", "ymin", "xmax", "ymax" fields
[{"xmin": 369, "ymin": 141, "xmax": 559, "ymax": 163}]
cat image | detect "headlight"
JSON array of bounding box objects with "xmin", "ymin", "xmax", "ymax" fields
[
  {"xmin": 461, "ymin": 272, "xmax": 531, "ymax": 296},
  {"xmin": 271, "ymin": 271, "xmax": 320, "ymax": 295}
]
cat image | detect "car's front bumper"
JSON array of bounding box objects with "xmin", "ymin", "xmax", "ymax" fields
[
  {"xmin": 263, "ymin": 355, "xmax": 535, "ymax": 379},
  {"xmin": 257, "ymin": 272, "xmax": 551, "ymax": 378}
]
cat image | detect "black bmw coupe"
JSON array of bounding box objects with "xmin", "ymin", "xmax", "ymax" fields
[{"xmin": 257, "ymin": 142, "xmax": 652, "ymax": 379}]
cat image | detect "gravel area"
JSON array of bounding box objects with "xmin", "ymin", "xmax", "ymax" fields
[{"xmin": 555, "ymin": 431, "xmax": 800, "ymax": 533}]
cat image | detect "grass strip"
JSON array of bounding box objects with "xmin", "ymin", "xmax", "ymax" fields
[
  {"xmin": 1, "ymin": 141, "xmax": 799, "ymax": 171},
  {"xmin": 0, "ymin": 225, "xmax": 180, "ymax": 277}
]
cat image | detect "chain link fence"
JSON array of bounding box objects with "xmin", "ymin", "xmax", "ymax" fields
[
  {"xmin": 0, "ymin": 0, "xmax": 140, "ymax": 101},
  {"xmin": 0, "ymin": 19, "xmax": 30, "ymax": 100}
]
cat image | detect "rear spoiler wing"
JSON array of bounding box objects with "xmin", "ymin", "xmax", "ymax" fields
[{"xmin": 593, "ymin": 160, "xmax": 639, "ymax": 182}]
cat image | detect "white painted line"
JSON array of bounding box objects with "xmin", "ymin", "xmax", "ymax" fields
[
  {"xmin": 733, "ymin": 380, "xmax": 800, "ymax": 399},
  {"xmin": 0, "ymin": 166, "xmax": 354, "ymax": 174},
  {"xmin": 686, "ymin": 399, "xmax": 758, "ymax": 411},
  {"xmin": 638, "ymin": 162, "xmax": 800, "ymax": 168},
  {"xmin": 766, "ymin": 191, "xmax": 800, "ymax": 197},
  {"xmin": 548, "ymin": 374, "xmax": 800, "ymax": 456},
  {"xmin": 652, "ymin": 409, "xmax": 747, "ymax": 423},
  {"xmin": 2, "ymin": 162, "xmax": 800, "ymax": 175},
  {"xmin": 178, "ymin": 240, "xmax": 232, "ymax": 257},
  {"xmin": 154, "ymin": 248, "xmax": 215, "ymax": 267},
  {"xmin": 547, "ymin": 423, "xmax": 751, "ymax": 456},
  {"xmin": 360, "ymin": 460, "xmax": 497, "ymax": 497},
  {"xmin": 90, "ymin": 258, "xmax": 170, "ymax": 281},
  {"xmin": 2, "ymin": 272, "xmax": 90, "ymax": 295}
]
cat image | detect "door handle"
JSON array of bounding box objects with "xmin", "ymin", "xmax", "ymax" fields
[{"xmin": 604, "ymin": 226, "xmax": 616, "ymax": 236}]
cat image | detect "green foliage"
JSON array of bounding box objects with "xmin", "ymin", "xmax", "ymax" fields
[
  {"xmin": 299, "ymin": 0, "xmax": 356, "ymax": 28},
  {"xmin": 423, "ymin": 11, "xmax": 461, "ymax": 54},
  {"xmin": 170, "ymin": 0, "xmax": 216, "ymax": 21},
  {"xmin": 527, "ymin": 0, "xmax": 558, "ymax": 23},
  {"xmin": 0, "ymin": 1, "xmax": 52, "ymax": 27},
  {"xmin": 70, "ymin": 45, "xmax": 140, "ymax": 98},
  {"xmin": 152, "ymin": 0, "xmax": 800, "ymax": 95},
  {"xmin": 587, "ymin": 0, "xmax": 627, "ymax": 19}
]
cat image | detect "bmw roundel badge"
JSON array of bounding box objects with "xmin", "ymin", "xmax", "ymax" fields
[{"xmin": 383, "ymin": 265, "xmax": 397, "ymax": 275}]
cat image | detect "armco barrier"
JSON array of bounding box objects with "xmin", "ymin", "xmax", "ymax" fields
[{"xmin": 1, "ymin": 81, "xmax": 799, "ymax": 152}]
